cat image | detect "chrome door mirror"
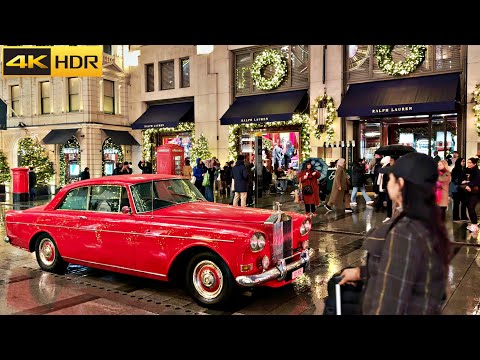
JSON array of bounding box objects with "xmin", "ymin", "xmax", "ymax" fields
[{"xmin": 121, "ymin": 206, "xmax": 131, "ymax": 214}]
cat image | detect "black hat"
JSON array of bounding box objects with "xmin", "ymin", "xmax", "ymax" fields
[{"xmin": 378, "ymin": 152, "xmax": 438, "ymax": 185}]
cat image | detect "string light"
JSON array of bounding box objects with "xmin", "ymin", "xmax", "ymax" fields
[{"xmin": 375, "ymin": 45, "xmax": 427, "ymax": 76}]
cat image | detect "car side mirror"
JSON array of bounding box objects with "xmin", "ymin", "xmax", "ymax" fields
[{"xmin": 121, "ymin": 206, "xmax": 131, "ymax": 214}]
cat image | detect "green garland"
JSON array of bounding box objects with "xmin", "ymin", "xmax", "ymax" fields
[
  {"xmin": 474, "ymin": 84, "xmax": 480, "ymax": 136},
  {"xmin": 142, "ymin": 122, "xmax": 195, "ymax": 163},
  {"xmin": 59, "ymin": 136, "xmax": 80, "ymax": 186},
  {"xmin": 375, "ymin": 45, "xmax": 427, "ymax": 76},
  {"xmin": 311, "ymin": 94, "xmax": 336, "ymax": 141},
  {"xmin": 251, "ymin": 49, "xmax": 287, "ymax": 91},
  {"xmin": 228, "ymin": 113, "xmax": 311, "ymax": 162},
  {"xmin": 0, "ymin": 151, "xmax": 11, "ymax": 184}
]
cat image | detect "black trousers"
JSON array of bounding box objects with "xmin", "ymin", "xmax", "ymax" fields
[
  {"xmin": 452, "ymin": 192, "xmax": 468, "ymax": 220},
  {"xmin": 305, "ymin": 203, "xmax": 316, "ymax": 213},
  {"xmin": 465, "ymin": 193, "xmax": 479, "ymax": 224}
]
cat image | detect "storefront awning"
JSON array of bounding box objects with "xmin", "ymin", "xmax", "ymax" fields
[
  {"xmin": 103, "ymin": 130, "xmax": 140, "ymax": 146},
  {"xmin": 42, "ymin": 129, "xmax": 79, "ymax": 144},
  {"xmin": 337, "ymin": 73, "xmax": 460, "ymax": 118},
  {"xmin": 220, "ymin": 90, "xmax": 308, "ymax": 125},
  {"xmin": 131, "ymin": 101, "xmax": 194, "ymax": 130}
]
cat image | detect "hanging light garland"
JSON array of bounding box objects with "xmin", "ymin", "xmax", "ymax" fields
[
  {"xmin": 375, "ymin": 45, "xmax": 427, "ymax": 76},
  {"xmin": 142, "ymin": 122, "xmax": 196, "ymax": 162},
  {"xmin": 311, "ymin": 94, "xmax": 336, "ymax": 141},
  {"xmin": 101, "ymin": 137, "xmax": 123, "ymax": 177},
  {"xmin": 228, "ymin": 114, "xmax": 311, "ymax": 162},
  {"xmin": 59, "ymin": 136, "xmax": 80, "ymax": 186},
  {"xmin": 251, "ymin": 49, "xmax": 287, "ymax": 91},
  {"xmin": 474, "ymin": 84, "xmax": 480, "ymax": 136}
]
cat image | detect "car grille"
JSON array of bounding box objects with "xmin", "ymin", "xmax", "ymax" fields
[{"xmin": 266, "ymin": 213, "xmax": 293, "ymax": 263}]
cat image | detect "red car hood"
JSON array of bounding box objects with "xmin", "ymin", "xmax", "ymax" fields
[{"xmin": 158, "ymin": 201, "xmax": 285, "ymax": 225}]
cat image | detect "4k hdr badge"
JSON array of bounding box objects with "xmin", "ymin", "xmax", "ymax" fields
[{"xmin": 2, "ymin": 46, "xmax": 103, "ymax": 77}]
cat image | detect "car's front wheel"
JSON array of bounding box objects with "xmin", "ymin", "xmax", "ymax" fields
[
  {"xmin": 185, "ymin": 252, "xmax": 235, "ymax": 307},
  {"xmin": 35, "ymin": 235, "xmax": 68, "ymax": 274}
]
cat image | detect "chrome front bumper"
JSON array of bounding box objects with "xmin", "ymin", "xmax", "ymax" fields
[{"xmin": 235, "ymin": 248, "xmax": 313, "ymax": 287}]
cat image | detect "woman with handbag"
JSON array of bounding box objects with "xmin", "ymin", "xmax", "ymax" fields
[
  {"xmin": 324, "ymin": 158, "xmax": 353, "ymax": 213},
  {"xmin": 461, "ymin": 157, "xmax": 480, "ymax": 232},
  {"xmin": 436, "ymin": 160, "xmax": 451, "ymax": 221},
  {"xmin": 297, "ymin": 162, "xmax": 320, "ymax": 216}
]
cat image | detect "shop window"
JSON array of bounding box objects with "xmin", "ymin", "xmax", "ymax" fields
[
  {"xmin": 160, "ymin": 60, "xmax": 174, "ymax": 90},
  {"xmin": 68, "ymin": 77, "xmax": 80, "ymax": 112},
  {"xmin": 103, "ymin": 45, "xmax": 112, "ymax": 55}
]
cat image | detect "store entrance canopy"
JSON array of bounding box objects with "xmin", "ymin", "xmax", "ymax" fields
[
  {"xmin": 337, "ymin": 73, "xmax": 460, "ymax": 118},
  {"xmin": 42, "ymin": 129, "xmax": 79, "ymax": 144},
  {"xmin": 131, "ymin": 101, "xmax": 194, "ymax": 130},
  {"xmin": 103, "ymin": 130, "xmax": 139, "ymax": 145},
  {"xmin": 220, "ymin": 90, "xmax": 308, "ymax": 125}
]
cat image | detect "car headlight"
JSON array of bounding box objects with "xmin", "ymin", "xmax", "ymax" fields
[
  {"xmin": 300, "ymin": 218, "xmax": 312, "ymax": 236},
  {"xmin": 250, "ymin": 232, "xmax": 266, "ymax": 252}
]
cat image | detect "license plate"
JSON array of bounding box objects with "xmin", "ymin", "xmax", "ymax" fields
[{"xmin": 291, "ymin": 267, "xmax": 303, "ymax": 280}]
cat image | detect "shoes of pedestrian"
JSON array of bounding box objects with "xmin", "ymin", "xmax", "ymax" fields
[
  {"xmin": 345, "ymin": 208, "xmax": 353, "ymax": 213},
  {"xmin": 311, "ymin": 212, "xmax": 318, "ymax": 217},
  {"xmin": 366, "ymin": 200, "xmax": 375, "ymax": 205},
  {"xmin": 324, "ymin": 204, "xmax": 333, "ymax": 212},
  {"xmin": 383, "ymin": 217, "xmax": 391, "ymax": 223},
  {"xmin": 350, "ymin": 202, "xmax": 357, "ymax": 206}
]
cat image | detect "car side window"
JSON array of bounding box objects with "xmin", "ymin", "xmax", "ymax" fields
[
  {"xmin": 89, "ymin": 185, "xmax": 121, "ymax": 213},
  {"xmin": 57, "ymin": 187, "xmax": 89, "ymax": 211},
  {"xmin": 120, "ymin": 187, "xmax": 130, "ymax": 209}
]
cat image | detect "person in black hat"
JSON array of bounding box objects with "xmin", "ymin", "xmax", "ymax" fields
[{"xmin": 338, "ymin": 152, "xmax": 450, "ymax": 314}]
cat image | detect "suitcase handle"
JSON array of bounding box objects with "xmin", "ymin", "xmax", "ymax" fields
[{"xmin": 333, "ymin": 275, "xmax": 344, "ymax": 315}]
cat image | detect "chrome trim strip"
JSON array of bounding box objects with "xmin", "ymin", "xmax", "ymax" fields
[
  {"xmin": 235, "ymin": 248, "xmax": 313, "ymax": 287},
  {"xmin": 6, "ymin": 222, "xmax": 235, "ymax": 243},
  {"xmin": 65, "ymin": 257, "xmax": 168, "ymax": 278}
]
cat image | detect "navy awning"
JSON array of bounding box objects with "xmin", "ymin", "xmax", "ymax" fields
[
  {"xmin": 131, "ymin": 101, "xmax": 194, "ymax": 130},
  {"xmin": 337, "ymin": 73, "xmax": 460, "ymax": 118},
  {"xmin": 42, "ymin": 129, "xmax": 79, "ymax": 144},
  {"xmin": 220, "ymin": 90, "xmax": 308, "ymax": 125},
  {"xmin": 103, "ymin": 130, "xmax": 140, "ymax": 145}
]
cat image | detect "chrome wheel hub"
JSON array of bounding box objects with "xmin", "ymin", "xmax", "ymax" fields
[{"xmin": 193, "ymin": 260, "xmax": 223, "ymax": 300}]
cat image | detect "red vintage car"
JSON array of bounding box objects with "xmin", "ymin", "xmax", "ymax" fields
[{"xmin": 4, "ymin": 174, "xmax": 312, "ymax": 307}]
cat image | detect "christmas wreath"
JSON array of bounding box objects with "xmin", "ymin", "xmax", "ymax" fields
[
  {"xmin": 251, "ymin": 49, "xmax": 287, "ymax": 90},
  {"xmin": 375, "ymin": 45, "xmax": 427, "ymax": 76}
]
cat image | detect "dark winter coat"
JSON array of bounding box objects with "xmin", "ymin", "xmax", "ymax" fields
[
  {"xmin": 231, "ymin": 160, "xmax": 249, "ymax": 192},
  {"xmin": 193, "ymin": 158, "xmax": 206, "ymax": 182},
  {"xmin": 352, "ymin": 163, "xmax": 366, "ymax": 188}
]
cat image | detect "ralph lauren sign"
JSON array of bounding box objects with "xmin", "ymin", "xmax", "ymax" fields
[{"xmin": 372, "ymin": 106, "xmax": 414, "ymax": 114}]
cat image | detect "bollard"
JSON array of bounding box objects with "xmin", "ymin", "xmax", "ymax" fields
[{"xmin": 11, "ymin": 167, "xmax": 29, "ymax": 202}]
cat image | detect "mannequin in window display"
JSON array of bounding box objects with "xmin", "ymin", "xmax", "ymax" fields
[
  {"xmin": 283, "ymin": 140, "xmax": 294, "ymax": 169},
  {"xmin": 272, "ymin": 142, "xmax": 284, "ymax": 171}
]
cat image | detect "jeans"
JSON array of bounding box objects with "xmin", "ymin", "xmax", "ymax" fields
[{"xmin": 351, "ymin": 186, "xmax": 371, "ymax": 202}]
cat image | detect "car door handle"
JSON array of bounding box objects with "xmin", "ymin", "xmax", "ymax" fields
[{"xmin": 78, "ymin": 216, "xmax": 87, "ymax": 220}]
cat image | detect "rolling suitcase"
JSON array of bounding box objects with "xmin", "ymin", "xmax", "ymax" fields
[{"xmin": 323, "ymin": 274, "xmax": 364, "ymax": 315}]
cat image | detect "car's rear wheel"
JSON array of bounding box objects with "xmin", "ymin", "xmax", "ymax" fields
[
  {"xmin": 185, "ymin": 252, "xmax": 235, "ymax": 307},
  {"xmin": 35, "ymin": 235, "xmax": 68, "ymax": 274}
]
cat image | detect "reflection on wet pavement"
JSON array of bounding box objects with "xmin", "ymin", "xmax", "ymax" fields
[{"xmin": 0, "ymin": 194, "xmax": 479, "ymax": 315}]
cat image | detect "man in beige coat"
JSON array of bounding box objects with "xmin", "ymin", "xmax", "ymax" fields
[{"xmin": 324, "ymin": 158, "xmax": 353, "ymax": 212}]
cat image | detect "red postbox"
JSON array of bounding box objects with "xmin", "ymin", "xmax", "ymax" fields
[
  {"xmin": 11, "ymin": 167, "xmax": 29, "ymax": 202},
  {"xmin": 156, "ymin": 144, "xmax": 184, "ymax": 175}
]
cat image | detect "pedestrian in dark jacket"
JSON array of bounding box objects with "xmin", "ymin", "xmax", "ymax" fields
[
  {"xmin": 339, "ymin": 152, "xmax": 450, "ymax": 314},
  {"xmin": 80, "ymin": 167, "xmax": 90, "ymax": 180},
  {"xmin": 451, "ymin": 157, "xmax": 468, "ymax": 221},
  {"xmin": 350, "ymin": 159, "xmax": 373, "ymax": 206},
  {"xmin": 462, "ymin": 157, "xmax": 480, "ymax": 232},
  {"xmin": 138, "ymin": 160, "xmax": 153, "ymax": 174},
  {"xmin": 193, "ymin": 157, "xmax": 207, "ymax": 196},
  {"xmin": 231, "ymin": 155, "xmax": 249, "ymax": 207},
  {"xmin": 28, "ymin": 167, "xmax": 37, "ymax": 201}
]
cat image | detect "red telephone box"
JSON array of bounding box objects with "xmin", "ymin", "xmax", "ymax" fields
[{"xmin": 156, "ymin": 144, "xmax": 184, "ymax": 175}]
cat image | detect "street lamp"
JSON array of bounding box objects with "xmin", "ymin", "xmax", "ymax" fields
[{"xmin": 317, "ymin": 94, "xmax": 327, "ymax": 132}]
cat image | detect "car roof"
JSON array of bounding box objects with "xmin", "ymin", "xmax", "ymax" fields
[{"xmin": 61, "ymin": 174, "xmax": 186, "ymax": 191}]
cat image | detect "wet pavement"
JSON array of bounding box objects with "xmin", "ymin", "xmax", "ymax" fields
[{"xmin": 0, "ymin": 191, "xmax": 479, "ymax": 315}]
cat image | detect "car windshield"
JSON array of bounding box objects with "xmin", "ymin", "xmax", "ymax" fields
[{"xmin": 130, "ymin": 178, "xmax": 205, "ymax": 213}]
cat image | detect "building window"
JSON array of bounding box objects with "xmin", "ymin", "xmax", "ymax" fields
[
  {"xmin": 160, "ymin": 60, "xmax": 174, "ymax": 90},
  {"xmin": 11, "ymin": 85, "xmax": 20, "ymax": 115},
  {"xmin": 145, "ymin": 63, "xmax": 154, "ymax": 92},
  {"xmin": 40, "ymin": 81, "xmax": 51, "ymax": 114},
  {"xmin": 68, "ymin": 77, "xmax": 80, "ymax": 112},
  {"xmin": 103, "ymin": 80, "xmax": 115, "ymax": 114},
  {"xmin": 103, "ymin": 45, "xmax": 112, "ymax": 55},
  {"xmin": 180, "ymin": 57, "xmax": 190, "ymax": 88}
]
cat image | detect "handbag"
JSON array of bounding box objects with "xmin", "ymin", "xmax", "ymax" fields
[
  {"xmin": 190, "ymin": 175, "xmax": 196, "ymax": 184},
  {"xmin": 302, "ymin": 185, "xmax": 313, "ymax": 195},
  {"xmin": 202, "ymin": 171, "xmax": 210, "ymax": 186}
]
